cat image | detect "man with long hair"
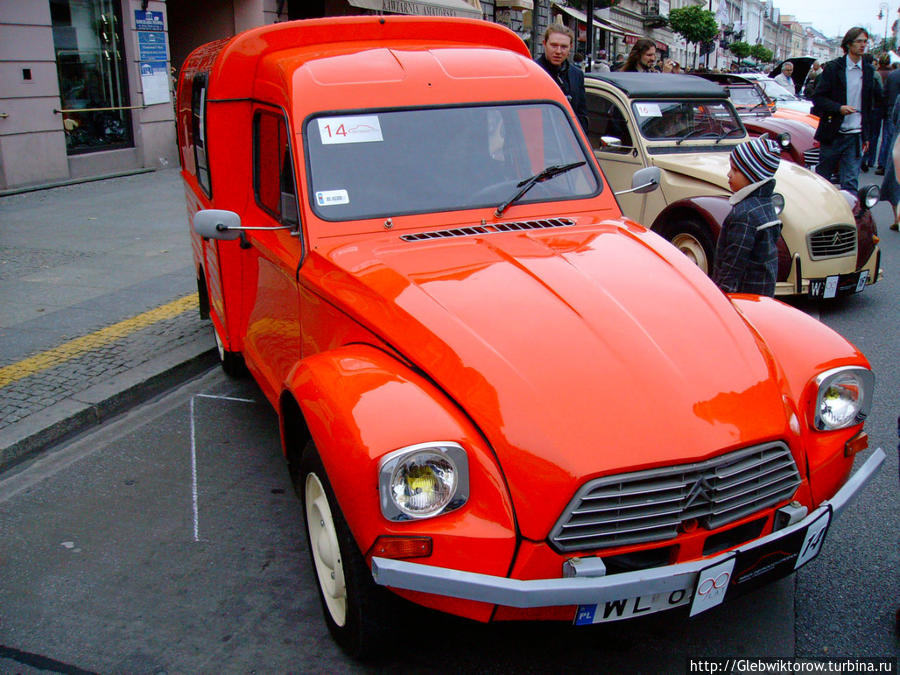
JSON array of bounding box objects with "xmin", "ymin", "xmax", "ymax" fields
[
  {"xmin": 535, "ymin": 24, "xmax": 588, "ymax": 130},
  {"xmin": 622, "ymin": 39, "xmax": 658, "ymax": 72},
  {"xmin": 811, "ymin": 27, "xmax": 883, "ymax": 191}
]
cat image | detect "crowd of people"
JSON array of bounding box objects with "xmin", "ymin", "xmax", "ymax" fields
[{"xmin": 535, "ymin": 22, "xmax": 899, "ymax": 297}]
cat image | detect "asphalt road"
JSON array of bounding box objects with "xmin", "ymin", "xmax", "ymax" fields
[{"xmin": 0, "ymin": 178, "xmax": 897, "ymax": 674}]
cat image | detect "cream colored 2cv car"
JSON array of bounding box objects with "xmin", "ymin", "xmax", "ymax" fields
[{"xmin": 584, "ymin": 73, "xmax": 881, "ymax": 298}]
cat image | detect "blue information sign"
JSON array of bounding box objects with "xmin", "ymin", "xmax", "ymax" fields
[
  {"xmin": 135, "ymin": 10, "xmax": 164, "ymax": 31},
  {"xmin": 138, "ymin": 32, "xmax": 168, "ymax": 62}
]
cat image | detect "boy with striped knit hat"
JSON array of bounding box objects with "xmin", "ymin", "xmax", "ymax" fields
[{"xmin": 712, "ymin": 135, "xmax": 783, "ymax": 297}]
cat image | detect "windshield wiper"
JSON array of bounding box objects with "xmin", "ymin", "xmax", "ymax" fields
[
  {"xmin": 714, "ymin": 128, "xmax": 744, "ymax": 144},
  {"xmin": 494, "ymin": 161, "xmax": 586, "ymax": 217},
  {"xmin": 675, "ymin": 128, "xmax": 709, "ymax": 145}
]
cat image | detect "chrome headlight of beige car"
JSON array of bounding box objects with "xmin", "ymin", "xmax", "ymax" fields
[
  {"xmin": 859, "ymin": 184, "xmax": 880, "ymax": 210},
  {"xmin": 379, "ymin": 442, "xmax": 469, "ymax": 521},
  {"xmin": 813, "ymin": 367, "xmax": 875, "ymax": 431}
]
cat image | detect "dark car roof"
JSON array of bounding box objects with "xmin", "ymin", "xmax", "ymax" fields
[
  {"xmin": 693, "ymin": 72, "xmax": 758, "ymax": 87},
  {"xmin": 585, "ymin": 72, "xmax": 729, "ymax": 99}
]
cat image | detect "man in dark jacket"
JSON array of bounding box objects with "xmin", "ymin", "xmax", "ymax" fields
[
  {"xmin": 535, "ymin": 25, "xmax": 588, "ymax": 131},
  {"xmin": 812, "ymin": 27, "xmax": 882, "ymax": 192}
]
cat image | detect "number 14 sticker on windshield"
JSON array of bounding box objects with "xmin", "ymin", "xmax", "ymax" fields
[{"xmin": 317, "ymin": 115, "xmax": 383, "ymax": 145}]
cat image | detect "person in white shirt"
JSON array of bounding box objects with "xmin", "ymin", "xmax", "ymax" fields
[{"xmin": 773, "ymin": 61, "xmax": 795, "ymax": 94}]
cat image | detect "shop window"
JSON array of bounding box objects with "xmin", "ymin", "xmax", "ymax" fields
[
  {"xmin": 51, "ymin": 0, "xmax": 133, "ymax": 155},
  {"xmin": 254, "ymin": 111, "xmax": 299, "ymax": 226}
]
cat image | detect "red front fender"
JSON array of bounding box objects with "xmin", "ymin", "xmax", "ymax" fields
[{"xmin": 282, "ymin": 344, "xmax": 518, "ymax": 583}]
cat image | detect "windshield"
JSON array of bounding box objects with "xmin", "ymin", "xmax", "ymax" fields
[
  {"xmin": 727, "ymin": 85, "xmax": 769, "ymax": 111},
  {"xmin": 631, "ymin": 100, "xmax": 744, "ymax": 142},
  {"xmin": 305, "ymin": 103, "xmax": 599, "ymax": 221}
]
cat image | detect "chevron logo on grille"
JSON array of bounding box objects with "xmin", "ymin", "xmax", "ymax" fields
[{"xmin": 683, "ymin": 475, "xmax": 716, "ymax": 511}]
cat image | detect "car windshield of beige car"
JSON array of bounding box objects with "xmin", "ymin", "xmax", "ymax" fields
[
  {"xmin": 632, "ymin": 100, "xmax": 743, "ymax": 144},
  {"xmin": 305, "ymin": 104, "xmax": 599, "ymax": 221}
]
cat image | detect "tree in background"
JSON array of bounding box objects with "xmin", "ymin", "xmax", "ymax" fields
[
  {"xmin": 750, "ymin": 43, "xmax": 774, "ymax": 65},
  {"xmin": 668, "ymin": 5, "xmax": 718, "ymax": 70},
  {"xmin": 729, "ymin": 41, "xmax": 752, "ymax": 62}
]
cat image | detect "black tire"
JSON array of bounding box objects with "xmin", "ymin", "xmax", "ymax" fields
[
  {"xmin": 659, "ymin": 217, "xmax": 715, "ymax": 275},
  {"xmin": 213, "ymin": 327, "xmax": 246, "ymax": 377},
  {"xmin": 299, "ymin": 442, "xmax": 396, "ymax": 659}
]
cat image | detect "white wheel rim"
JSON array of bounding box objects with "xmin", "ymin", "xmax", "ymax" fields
[
  {"xmin": 305, "ymin": 472, "xmax": 347, "ymax": 626},
  {"xmin": 671, "ymin": 233, "xmax": 709, "ymax": 273},
  {"xmin": 213, "ymin": 329, "xmax": 226, "ymax": 362}
]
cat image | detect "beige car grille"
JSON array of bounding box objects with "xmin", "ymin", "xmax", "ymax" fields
[{"xmin": 808, "ymin": 225, "xmax": 857, "ymax": 259}]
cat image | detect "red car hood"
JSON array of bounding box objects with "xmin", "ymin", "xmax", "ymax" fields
[
  {"xmin": 307, "ymin": 218, "xmax": 791, "ymax": 539},
  {"xmin": 741, "ymin": 114, "xmax": 815, "ymax": 152}
]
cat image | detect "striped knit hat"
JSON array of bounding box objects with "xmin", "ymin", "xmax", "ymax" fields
[{"xmin": 730, "ymin": 135, "xmax": 781, "ymax": 184}]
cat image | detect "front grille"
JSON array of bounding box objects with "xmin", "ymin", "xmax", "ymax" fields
[
  {"xmin": 808, "ymin": 225, "xmax": 857, "ymax": 259},
  {"xmin": 549, "ymin": 442, "xmax": 801, "ymax": 552},
  {"xmin": 400, "ymin": 218, "xmax": 574, "ymax": 242},
  {"xmin": 803, "ymin": 148, "xmax": 820, "ymax": 167}
]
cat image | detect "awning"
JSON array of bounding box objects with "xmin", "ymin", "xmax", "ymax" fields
[
  {"xmin": 594, "ymin": 19, "xmax": 624, "ymax": 36},
  {"xmin": 552, "ymin": 2, "xmax": 588, "ymax": 23},
  {"xmin": 597, "ymin": 16, "xmax": 643, "ymax": 40},
  {"xmin": 495, "ymin": 0, "xmax": 533, "ymax": 9},
  {"xmin": 347, "ymin": 0, "xmax": 482, "ymax": 19}
]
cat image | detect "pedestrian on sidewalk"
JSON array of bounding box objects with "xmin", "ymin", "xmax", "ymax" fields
[
  {"xmin": 535, "ymin": 24, "xmax": 588, "ymax": 131},
  {"xmin": 876, "ymin": 61, "xmax": 900, "ymax": 175},
  {"xmin": 812, "ymin": 27, "xmax": 882, "ymax": 192},
  {"xmin": 880, "ymin": 96, "xmax": 900, "ymax": 230},
  {"xmin": 862, "ymin": 54, "xmax": 890, "ymax": 172}
]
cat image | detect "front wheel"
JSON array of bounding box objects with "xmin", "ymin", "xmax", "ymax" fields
[
  {"xmin": 300, "ymin": 443, "xmax": 396, "ymax": 659},
  {"xmin": 659, "ymin": 218, "xmax": 715, "ymax": 275},
  {"xmin": 213, "ymin": 327, "xmax": 245, "ymax": 377}
]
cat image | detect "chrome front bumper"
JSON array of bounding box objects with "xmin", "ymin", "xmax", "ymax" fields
[{"xmin": 371, "ymin": 448, "xmax": 885, "ymax": 609}]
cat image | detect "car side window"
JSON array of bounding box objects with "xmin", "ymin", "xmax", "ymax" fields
[
  {"xmin": 586, "ymin": 93, "xmax": 633, "ymax": 154},
  {"xmin": 191, "ymin": 72, "xmax": 211, "ymax": 196},
  {"xmin": 254, "ymin": 110, "xmax": 299, "ymax": 226}
]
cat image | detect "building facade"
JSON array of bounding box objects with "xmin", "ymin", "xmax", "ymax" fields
[{"xmin": 0, "ymin": 0, "xmax": 839, "ymax": 192}]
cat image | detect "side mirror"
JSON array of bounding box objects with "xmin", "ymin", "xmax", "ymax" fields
[
  {"xmin": 193, "ymin": 209, "xmax": 242, "ymax": 240},
  {"xmin": 600, "ymin": 135, "xmax": 624, "ymax": 148},
  {"xmin": 614, "ymin": 166, "xmax": 661, "ymax": 196}
]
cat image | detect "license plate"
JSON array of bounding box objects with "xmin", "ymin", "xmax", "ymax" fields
[
  {"xmin": 808, "ymin": 270, "xmax": 868, "ymax": 298},
  {"xmin": 574, "ymin": 509, "xmax": 831, "ymax": 625},
  {"xmin": 574, "ymin": 587, "xmax": 692, "ymax": 624}
]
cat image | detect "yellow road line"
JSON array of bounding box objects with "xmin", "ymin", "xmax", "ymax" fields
[{"xmin": 0, "ymin": 293, "xmax": 198, "ymax": 388}]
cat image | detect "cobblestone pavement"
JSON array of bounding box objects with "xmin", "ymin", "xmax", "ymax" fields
[
  {"xmin": 0, "ymin": 169, "xmax": 215, "ymax": 469},
  {"xmin": 0, "ymin": 306, "xmax": 209, "ymax": 431}
]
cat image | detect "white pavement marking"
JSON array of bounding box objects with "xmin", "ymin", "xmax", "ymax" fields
[{"xmin": 189, "ymin": 393, "xmax": 256, "ymax": 542}]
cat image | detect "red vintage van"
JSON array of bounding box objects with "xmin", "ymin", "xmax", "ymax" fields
[{"xmin": 176, "ymin": 16, "xmax": 883, "ymax": 659}]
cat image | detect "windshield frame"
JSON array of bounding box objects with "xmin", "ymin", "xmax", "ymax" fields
[
  {"xmin": 629, "ymin": 98, "xmax": 747, "ymax": 145},
  {"xmin": 302, "ymin": 101, "xmax": 603, "ymax": 224}
]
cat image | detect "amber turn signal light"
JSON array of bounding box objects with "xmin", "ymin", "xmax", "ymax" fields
[
  {"xmin": 844, "ymin": 431, "xmax": 869, "ymax": 457},
  {"xmin": 369, "ymin": 535, "xmax": 433, "ymax": 560}
]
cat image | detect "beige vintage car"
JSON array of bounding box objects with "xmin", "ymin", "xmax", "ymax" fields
[{"xmin": 584, "ymin": 72, "xmax": 881, "ymax": 298}]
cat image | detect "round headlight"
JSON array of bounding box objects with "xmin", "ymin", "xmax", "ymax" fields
[
  {"xmin": 858, "ymin": 184, "xmax": 879, "ymax": 210},
  {"xmin": 772, "ymin": 192, "xmax": 785, "ymax": 215},
  {"xmin": 777, "ymin": 132, "xmax": 791, "ymax": 148},
  {"xmin": 813, "ymin": 367, "xmax": 874, "ymax": 431},
  {"xmin": 379, "ymin": 443, "xmax": 469, "ymax": 521}
]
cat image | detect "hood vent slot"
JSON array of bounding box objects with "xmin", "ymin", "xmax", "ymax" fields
[{"xmin": 401, "ymin": 218, "xmax": 574, "ymax": 242}]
